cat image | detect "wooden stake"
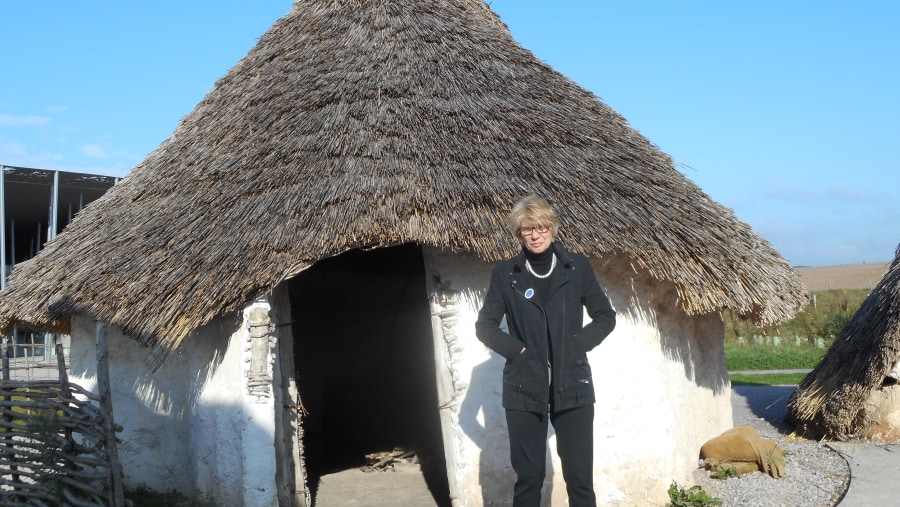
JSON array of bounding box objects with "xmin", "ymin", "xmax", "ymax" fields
[{"xmin": 96, "ymin": 322, "xmax": 125, "ymax": 506}]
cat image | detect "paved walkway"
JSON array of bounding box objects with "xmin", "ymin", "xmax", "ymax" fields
[{"xmin": 829, "ymin": 440, "xmax": 899, "ymax": 506}]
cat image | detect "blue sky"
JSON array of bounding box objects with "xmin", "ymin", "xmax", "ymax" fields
[{"xmin": 1, "ymin": 2, "xmax": 897, "ymax": 267}]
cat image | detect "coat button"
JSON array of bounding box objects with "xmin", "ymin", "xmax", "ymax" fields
[{"xmin": 575, "ymin": 360, "xmax": 584, "ymax": 365}]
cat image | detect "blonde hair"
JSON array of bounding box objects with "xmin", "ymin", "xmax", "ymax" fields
[{"xmin": 507, "ymin": 196, "xmax": 559, "ymax": 239}]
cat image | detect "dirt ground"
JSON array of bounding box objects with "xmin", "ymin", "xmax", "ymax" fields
[
  {"xmin": 313, "ymin": 463, "xmax": 446, "ymax": 507},
  {"xmin": 795, "ymin": 262, "xmax": 890, "ymax": 291}
]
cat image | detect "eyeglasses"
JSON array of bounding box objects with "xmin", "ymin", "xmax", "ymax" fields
[{"xmin": 519, "ymin": 225, "xmax": 550, "ymax": 236}]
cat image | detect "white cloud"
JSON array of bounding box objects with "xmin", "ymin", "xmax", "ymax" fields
[
  {"xmin": 761, "ymin": 179, "xmax": 890, "ymax": 205},
  {"xmin": 825, "ymin": 185, "xmax": 889, "ymax": 202},
  {"xmin": 0, "ymin": 114, "xmax": 50, "ymax": 127},
  {"xmin": 0, "ymin": 139, "xmax": 27, "ymax": 158},
  {"xmin": 761, "ymin": 179, "xmax": 818, "ymax": 202},
  {"xmin": 80, "ymin": 144, "xmax": 108, "ymax": 158}
]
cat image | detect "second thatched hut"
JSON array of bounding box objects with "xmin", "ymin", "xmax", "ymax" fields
[{"xmin": 788, "ymin": 244, "xmax": 900, "ymax": 440}]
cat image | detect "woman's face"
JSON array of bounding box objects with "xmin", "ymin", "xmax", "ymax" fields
[{"xmin": 519, "ymin": 222, "xmax": 553, "ymax": 254}]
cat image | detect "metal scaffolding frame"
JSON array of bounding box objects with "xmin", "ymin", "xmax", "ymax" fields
[{"xmin": 0, "ymin": 165, "xmax": 118, "ymax": 379}]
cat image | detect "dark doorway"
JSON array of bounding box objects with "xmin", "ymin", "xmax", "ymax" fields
[{"xmin": 288, "ymin": 244, "xmax": 450, "ymax": 506}]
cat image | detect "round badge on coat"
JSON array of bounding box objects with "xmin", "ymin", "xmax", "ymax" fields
[{"xmin": 524, "ymin": 288, "xmax": 534, "ymax": 299}]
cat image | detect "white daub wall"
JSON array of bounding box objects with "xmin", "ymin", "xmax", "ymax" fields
[{"xmin": 69, "ymin": 303, "xmax": 279, "ymax": 506}]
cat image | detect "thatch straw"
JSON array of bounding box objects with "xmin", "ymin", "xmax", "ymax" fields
[
  {"xmin": 0, "ymin": 0, "xmax": 805, "ymax": 365},
  {"xmin": 787, "ymin": 244, "xmax": 900, "ymax": 439}
]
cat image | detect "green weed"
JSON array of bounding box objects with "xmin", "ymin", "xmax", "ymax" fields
[
  {"xmin": 667, "ymin": 482, "xmax": 722, "ymax": 507},
  {"xmin": 710, "ymin": 466, "xmax": 738, "ymax": 480}
]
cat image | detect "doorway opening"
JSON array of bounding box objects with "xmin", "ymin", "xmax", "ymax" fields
[{"xmin": 287, "ymin": 244, "xmax": 449, "ymax": 505}]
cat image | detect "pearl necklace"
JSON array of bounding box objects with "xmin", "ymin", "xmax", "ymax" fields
[{"xmin": 525, "ymin": 253, "xmax": 557, "ymax": 279}]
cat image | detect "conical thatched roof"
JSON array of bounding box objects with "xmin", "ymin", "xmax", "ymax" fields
[
  {"xmin": 0, "ymin": 0, "xmax": 805, "ymax": 362},
  {"xmin": 787, "ymin": 244, "xmax": 900, "ymax": 439}
]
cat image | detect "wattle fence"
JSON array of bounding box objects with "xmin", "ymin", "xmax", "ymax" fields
[{"xmin": 0, "ymin": 342, "xmax": 123, "ymax": 506}]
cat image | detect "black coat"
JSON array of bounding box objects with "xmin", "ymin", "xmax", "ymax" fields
[{"xmin": 475, "ymin": 242, "xmax": 616, "ymax": 413}]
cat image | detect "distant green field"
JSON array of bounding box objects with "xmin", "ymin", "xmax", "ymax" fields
[
  {"xmin": 723, "ymin": 288, "xmax": 869, "ymax": 345},
  {"xmin": 723, "ymin": 289, "xmax": 870, "ymax": 386}
]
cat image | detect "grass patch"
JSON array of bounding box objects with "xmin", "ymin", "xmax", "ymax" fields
[
  {"xmin": 726, "ymin": 342, "xmax": 825, "ymax": 371},
  {"xmin": 729, "ymin": 373, "xmax": 809, "ymax": 386}
]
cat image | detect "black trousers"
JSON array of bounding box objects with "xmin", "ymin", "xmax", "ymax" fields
[{"xmin": 505, "ymin": 405, "xmax": 596, "ymax": 507}]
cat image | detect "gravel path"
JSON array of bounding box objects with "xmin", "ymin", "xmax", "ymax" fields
[{"xmin": 691, "ymin": 385, "xmax": 849, "ymax": 507}]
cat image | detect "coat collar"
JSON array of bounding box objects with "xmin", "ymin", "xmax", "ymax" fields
[
  {"xmin": 512, "ymin": 240, "xmax": 575, "ymax": 273},
  {"xmin": 510, "ymin": 241, "xmax": 574, "ymax": 303}
]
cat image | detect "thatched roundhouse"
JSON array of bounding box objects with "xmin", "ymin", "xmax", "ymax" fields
[
  {"xmin": 788, "ymin": 245, "xmax": 900, "ymax": 440},
  {"xmin": 0, "ymin": 1, "xmax": 806, "ymax": 505}
]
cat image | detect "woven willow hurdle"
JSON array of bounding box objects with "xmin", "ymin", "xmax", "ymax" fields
[{"xmin": 0, "ymin": 340, "xmax": 123, "ymax": 506}]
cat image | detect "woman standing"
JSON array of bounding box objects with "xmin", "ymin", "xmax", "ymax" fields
[{"xmin": 475, "ymin": 196, "xmax": 616, "ymax": 507}]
